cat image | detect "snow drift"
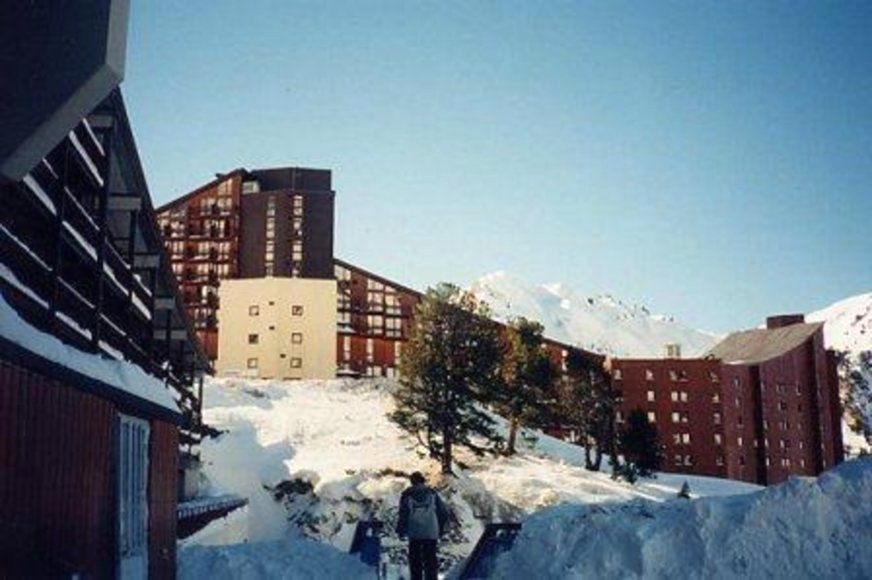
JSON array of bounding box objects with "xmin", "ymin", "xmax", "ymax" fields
[{"xmin": 492, "ymin": 458, "xmax": 872, "ymax": 579}]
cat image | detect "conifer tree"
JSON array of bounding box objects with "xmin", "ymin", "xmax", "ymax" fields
[
  {"xmin": 389, "ymin": 283, "xmax": 504, "ymax": 474},
  {"xmin": 556, "ymin": 349, "xmax": 616, "ymax": 470},
  {"xmin": 615, "ymin": 409, "xmax": 662, "ymax": 481},
  {"xmin": 497, "ymin": 317, "xmax": 559, "ymax": 455}
]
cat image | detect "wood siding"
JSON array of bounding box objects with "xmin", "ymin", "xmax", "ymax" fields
[{"xmin": 0, "ymin": 357, "xmax": 179, "ymax": 578}]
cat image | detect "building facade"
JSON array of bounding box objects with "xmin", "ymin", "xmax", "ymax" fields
[
  {"xmin": 0, "ymin": 2, "xmax": 209, "ymax": 575},
  {"xmin": 156, "ymin": 167, "xmax": 335, "ymax": 359},
  {"xmin": 216, "ymin": 277, "xmax": 337, "ymax": 380},
  {"xmin": 611, "ymin": 315, "xmax": 844, "ymax": 485}
]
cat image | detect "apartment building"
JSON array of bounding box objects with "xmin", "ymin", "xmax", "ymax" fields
[
  {"xmin": 611, "ymin": 314, "xmax": 844, "ymax": 485},
  {"xmin": 216, "ymin": 277, "xmax": 337, "ymax": 380},
  {"xmin": 155, "ymin": 167, "xmax": 335, "ymax": 359}
]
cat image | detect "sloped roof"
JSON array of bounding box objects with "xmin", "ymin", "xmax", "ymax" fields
[
  {"xmin": 0, "ymin": 0, "xmax": 129, "ymax": 181},
  {"xmin": 706, "ymin": 322, "xmax": 823, "ymax": 365}
]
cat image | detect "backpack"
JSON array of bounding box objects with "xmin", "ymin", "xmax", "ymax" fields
[{"xmin": 406, "ymin": 490, "xmax": 439, "ymax": 540}]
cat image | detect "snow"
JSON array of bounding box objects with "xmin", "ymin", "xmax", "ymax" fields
[
  {"xmin": 469, "ymin": 271, "xmax": 718, "ymax": 358},
  {"xmin": 0, "ymin": 290, "xmax": 178, "ymax": 412},
  {"xmin": 187, "ymin": 378, "xmax": 758, "ymax": 576},
  {"xmin": 0, "ymin": 262, "xmax": 49, "ymax": 308},
  {"xmin": 808, "ymin": 292, "xmax": 872, "ymax": 453},
  {"xmin": 179, "ymin": 535, "xmax": 373, "ymax": 580},
  {"xmin": 63, "ymin": 220, "xmax": 98, "ymax": 261},
  {"xmin": 492, "ymin": 458, "xmax": 872, "ymax": 579},
  {"xmin": 0, "ymin": 223, "xmax": 52, "ymax": 271},
  {"xmin": 22, "ymin": 173, "xmax": 57, "ymax": 215}
]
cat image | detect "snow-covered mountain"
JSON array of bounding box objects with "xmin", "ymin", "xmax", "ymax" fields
[
  {"xmin": 469, "ymin": 271, "xmax": 718, "ymax": 358},
  {"xmin": 808, "ymin": 292, "xmax": 872, "ymax": 451},
  {"xmin": 808, "ymin": 292, "xmax": 872, "ymax": 355}
]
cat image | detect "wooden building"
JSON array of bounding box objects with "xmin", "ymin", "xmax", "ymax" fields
[{"xmin": 0, "ymin": 2, "xmax": 208, "ymax": 577}]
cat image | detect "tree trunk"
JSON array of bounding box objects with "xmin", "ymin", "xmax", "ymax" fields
[
  {"xmin": 584, "ymin": 442, "xmax": 593, "ymax": 470},
  {"xmin": 506, "ymin": 418, "xmax": 518, "ymax": 455},
  {"xmin": 442, "ymin": 428, "xmax": 453, "ymax": 474}
]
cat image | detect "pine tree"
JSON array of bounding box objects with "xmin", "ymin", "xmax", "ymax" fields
[
  {"xmin": 389, "ymin": 283, "xmax": 504, "ymax": 474},
  {"xmin": 555, "ymin": 349, "xmax": 616, "ymax": 470},
  {"xmin": 616, "ymin": 409, "xmax": 662, "ymax": 481},
  {"xmin": 497, "ymin": 318, "xmax": 559, "ymax": 455}
]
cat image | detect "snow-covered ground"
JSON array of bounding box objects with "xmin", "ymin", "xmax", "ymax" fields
[
  {"xmin": 492, "ymin": 458, "xmax": 872, "ymax": 579},
  {"xmin": 182, "ymin": 378, "xmax": 758, "ymax": 578},
  {"xmin": 469, "ymin": 271, "xmax": 718, "ymax": 357}
]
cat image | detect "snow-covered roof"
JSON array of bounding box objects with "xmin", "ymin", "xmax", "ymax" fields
[{"xmin": 0, "ymin": 291, "xmax": 179, "ymax": 414}]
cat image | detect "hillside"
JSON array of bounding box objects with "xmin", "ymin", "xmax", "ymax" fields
[
  {"xmin": 469, "ymin": 271, "xmax": 718, "ymax": 358},
  {"xmin": 808, "ymin": 292, "xmax": 872, "ymax": 452},
  {"xmin": 181, "ymin": 378, "xmax": 759, "ymax": 578}
]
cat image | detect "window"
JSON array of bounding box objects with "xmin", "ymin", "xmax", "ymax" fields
[
  {"xmin": 647, "ymin": 411, "xmax": 656, "ymax": 423},
  {"xmin": 290, "ymin": 358, "xmax": 302, "ymax": 369},
  {"xmin": 683, "ymin": 455, "xmax": 693, "ymax": 466},
  {"xmin": 669, "ymin": 370, "xmax": 678, "ymax": 381},
  {"xmin": 778, "ymin": 401, "xmax": 787, "ymax": 411},
  {"xmin": 248, "ymin": 334, "xmax": 259, "ymax": 344},
  {"xmin": 616, "ymin": 411, "xmax": 624, "ymax": 423},
  {"xmin": 709, "ymin": 371, "xmax": 720, "ymax": 383},
  {"xmin": 712, "ymin": 392, "xmax": 721, "ymax": 403},
  {"xmin": 671, "ymin": 391, "xmax": 678, "ymax": 402},
  {"xmin": 671, "ymin": 411, "xmax": 681, "ymax": 424},
  {"xmin": 674, "ymin": 455, "xmax": 683, "ymax": 466},
  {"xmin": 292, "ymin": 333, "xmax": 303, "ymax": 344},
  {"xmin": 269, "ymin": 325, "xmax": 276, "ymax": 331},
  {"xmin": 737, "ymin": 436, "xmax": 743, "ymax": 447},
  {"xmin": 647, "ymin": 390, "xmax": 655, "ymax": 402},
  {"xmin": 292, "ymin": 305, "xmax": 304, "ymax": 316},
  {"xmin": 681, "ymin": 433, "xmax": 691, "ymax": 444},
  {"xmin": 716, "ymin": 456, "xmax": 724, "ymax": 467},
  {"xmin": 713, "ymin": 412, "xmax": 722, "ymax": 425},
  {"xmin": 613, "ymin": 369, "xmax": 623, "ymax": 380},
  {"xmin": 714, "ymin": 433, "xmax": 722, "ymax": 445},
  {"xmin": 247, "ymin": 358, "xmax": 258, "ymax": 369},
  {"xmin": 680, "ymin": 391, "xmax": 688, "ymax": 402},
  {"xmin": 280, "ymin": 354, "xmax": 286, "ymax": 359},
  {"xmin": 645, "ymin": 369, "xmax": 654, "ymax": 381},
  {"xmin": 739, "ymin": 456, "xmax": 746, "ymax": 466},
  {"xmin": 733, "ymin": 377, "xmax": 740, "ymax": 388},
  {"xmin": 249, "ymin": 305, "xmax": 259, "ymax": 316}
]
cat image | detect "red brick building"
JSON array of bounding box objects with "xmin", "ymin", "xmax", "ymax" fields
[{"xmin": 611, "ymin": 315, "xmax": 844, "ymax": 485}]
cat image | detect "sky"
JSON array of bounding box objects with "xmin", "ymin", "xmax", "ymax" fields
[{"xmin": 124, "ymin": 1, "xmax": 871, "ymax": 333}]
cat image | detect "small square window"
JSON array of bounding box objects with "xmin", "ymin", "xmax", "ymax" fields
[
  {"xmin": 269, "ymin": 325, "xmax": 276, "ymax": 331},
  {"xmin": 269, "ymin": 301, "xmax": 275, "ymax": 306},
  {"xmin": 290, "ymin": 357, "xmax": 302, "ymax": 368},
  {"xmin": 647, "ymin": 411, "xmax": 656, "ymax": 423},
  {"xmin": 292, "ymin": 333, "xmax": 303, "ymax": 344},
  {"xmin": 249, "ymin": 305, "xmax": 259, "ymax": 316},
  {"xmin": 280, "ymin": 353, "xmax": 287, "ymax": 359},
  {"xmin": 646, "ymin": 390, "xmax": 655, "ymax": 402},
  {"xmin": 248, "ymin": 334, "xmax": 259, "ymax": 344},
  {"xmin": 247, "ymin": 358, "xmax": 258, "ymax": 369},
  {"xmin": 292, "ymin": 305, "xmax": 304, "ymax": 316}
]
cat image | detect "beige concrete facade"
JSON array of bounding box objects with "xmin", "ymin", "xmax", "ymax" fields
[{"xmin": 216, "ymin": 277, "xmax": 337, "ymax": 380}]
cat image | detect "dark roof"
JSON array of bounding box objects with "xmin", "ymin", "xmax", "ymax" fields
[
  {"xmin": 155, "ymin": 166, "xmax": 333, "ymax": 213},
  {"xmin": 705, "ymin": 322, "xmax": 823, "ymax": 365},
  {"xmin": 0, "ymin": 0, "xmax": 129, "ymax": 182}
]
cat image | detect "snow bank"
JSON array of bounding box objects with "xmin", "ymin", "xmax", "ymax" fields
[
  {"xmin": 178, "ymin": 535, "xmax": 372, "ymax": 580},
  {"xmin": 0, "ymin": 289, "xmax": 177, "ymax": 412},
  {"xmin": 492, "ymin": 458, "xmax": 872, "ymax": 579}
]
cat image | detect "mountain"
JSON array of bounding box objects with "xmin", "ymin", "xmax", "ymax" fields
[
  {"xmin": 808, "ymin": 292, "xmax": 872, "ymax": 451},
  {"xmin": 469, "ymin": 271, "xmax": 718, "ymax": 358}
]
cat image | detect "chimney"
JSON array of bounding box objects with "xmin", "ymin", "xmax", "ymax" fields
[
  {"xmin": 664, "ymin": 343, "xmax": 682, "ymax": 359},
  {"xmin": 766, "ymin": 314, "xmax": 805, "ymax": 329}
]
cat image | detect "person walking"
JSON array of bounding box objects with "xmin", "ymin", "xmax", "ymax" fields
[{"xmin": 396, "ymin": 471, "xmax": 449, "ymax": 580}]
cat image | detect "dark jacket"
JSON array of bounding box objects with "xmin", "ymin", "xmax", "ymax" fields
[{"xmin": 396, "ymin": 483, "xmax": 449, "ymax": 540}]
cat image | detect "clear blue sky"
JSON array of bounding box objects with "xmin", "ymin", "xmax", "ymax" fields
[{"xmin": 124, "ymin": 1, "xmax": 871, "ymax": 333}]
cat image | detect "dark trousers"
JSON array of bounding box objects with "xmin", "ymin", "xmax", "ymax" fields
[{"xmin": 408, "ymin": 539, "xmax": 438, "ymax": 580}]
